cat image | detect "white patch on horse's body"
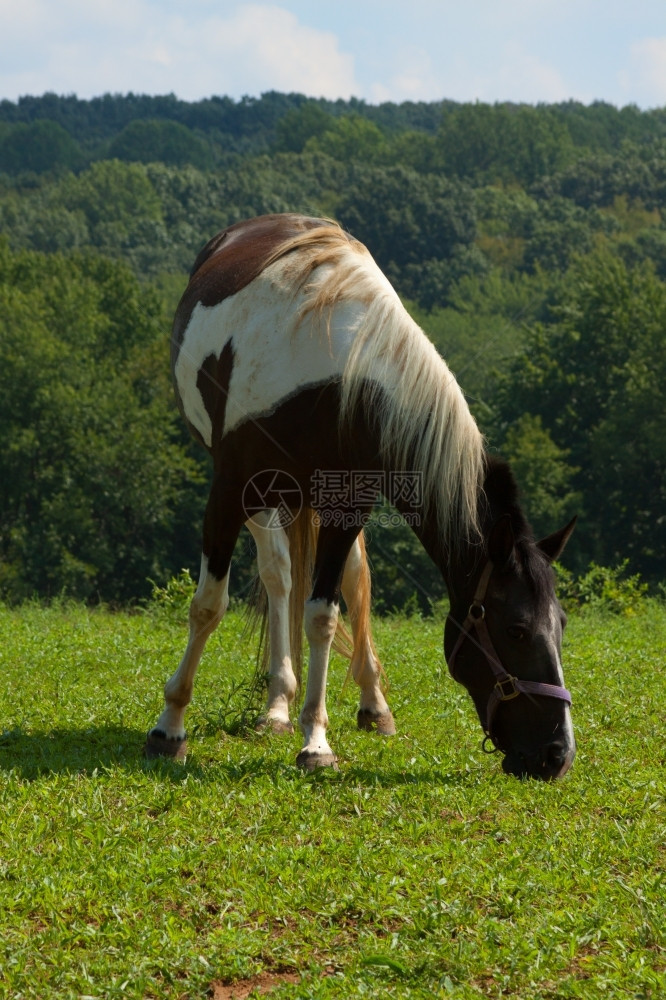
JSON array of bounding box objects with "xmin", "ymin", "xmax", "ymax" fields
[{"xmin": 175, "ymin": 258, "xmax": 371, "ymax": 447}]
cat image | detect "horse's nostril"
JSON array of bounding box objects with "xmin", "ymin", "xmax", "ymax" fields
[{"xmin": 545, "ymin": 741, "xmax": 567, "ymax": 770}]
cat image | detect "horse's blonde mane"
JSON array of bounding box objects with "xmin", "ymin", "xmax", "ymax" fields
[{"xmin": 265, "ymin": 220, "xmax": 485, "ymax": 547}]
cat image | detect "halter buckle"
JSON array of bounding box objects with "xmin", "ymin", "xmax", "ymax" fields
[
  {"xmin": 495, "ymin": 675, "xmax": 521, "ymax": 701},
  {"xmin": 469, "ymin": 601, "xmax": 485, "ymax": 620}
]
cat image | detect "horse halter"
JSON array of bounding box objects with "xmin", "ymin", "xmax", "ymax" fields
[{"xmin": 446, "ymin": 560, "xmax": 572, "ymax": 752}]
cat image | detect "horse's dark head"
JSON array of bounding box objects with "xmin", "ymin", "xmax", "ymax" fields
[{"xmin": 445, "ymin": 503, "xmax": 577, "ymax": 781}]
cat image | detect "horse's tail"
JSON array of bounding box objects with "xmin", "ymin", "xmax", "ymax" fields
[
  {"xmin": 285, "ymin": 507, "xmax": 319, "ymax": 685},
  {"xmin": 254, "ymin": 508, "xmax": 369, "ymax": 688},
  {"xmin": 341, "ymin": 531, "xmax": 386, "ymax": 695}
]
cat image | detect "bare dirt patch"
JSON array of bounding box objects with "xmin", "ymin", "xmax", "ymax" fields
[{"xmin": 210, "ymin": 970, "xmax": 300, "ymax": 999}]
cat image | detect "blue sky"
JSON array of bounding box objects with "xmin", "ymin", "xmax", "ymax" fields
[{"xmin": 1, "ymin": 0, "xmax": 665, "ymax": 109}]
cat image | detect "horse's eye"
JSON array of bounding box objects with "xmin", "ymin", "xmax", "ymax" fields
[{"xmin": 507, "ymin": 625, "xmax": 527, "ymax": 641}]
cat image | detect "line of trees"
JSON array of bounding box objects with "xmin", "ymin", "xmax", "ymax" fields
[{"xmin": 0, "ymin": 92, "xmax": 664, "ymax": 607}]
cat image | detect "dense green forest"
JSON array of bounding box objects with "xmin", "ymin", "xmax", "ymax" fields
[{"xmin": 0, "ymin": 91, "xmax": 665, "ymax": 607}]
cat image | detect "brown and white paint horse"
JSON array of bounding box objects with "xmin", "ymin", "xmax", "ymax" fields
[{"xmin": 146, "ymin": 214, "xmax": 576, "ymax": 779}]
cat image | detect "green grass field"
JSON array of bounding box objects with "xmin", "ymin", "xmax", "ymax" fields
[{"xmin": 0, "ymin": 599, "xmax": 664, "ymax": 999}]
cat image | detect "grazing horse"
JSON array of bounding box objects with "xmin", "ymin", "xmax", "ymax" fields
[{"xmin": 145, "ymin": 213, "xmax": 576, "ymax": 780}]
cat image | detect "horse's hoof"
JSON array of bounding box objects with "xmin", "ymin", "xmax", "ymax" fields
[
  {"xmin": 357, "ymin": 709, "xmax": 396, "ymax": 735},
  {"xmin": 296, "ymin": 750, "xmax": 339, "ymax": 771},
  {"xmin": 255, "ymin": 716, "xmax": 294, "ymax": 735},
  {"xmin": 144, "ymin": 730, "xmax": 188, "ymax": 760}
]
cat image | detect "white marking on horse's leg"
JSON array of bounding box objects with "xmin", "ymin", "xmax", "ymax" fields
[
  {"xmin": 298, "ymin": 598, "xmax": 338, "ymax": 764},
  {"xmin": 152, "ymin": 555, "xmax": 229, "ymax": 740},
  {"xmin": 248, "ymin": 511, "xmax": 297, "ymax": 731},
  {"xmin": 341, "ymin": 538, "xmax": 391, "ymax": 722}
]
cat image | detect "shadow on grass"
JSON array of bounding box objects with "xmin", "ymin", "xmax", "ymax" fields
[
  {"xmin": 0, "ymin": 725, "xmax": 485, "ymax": 787},
  {"xmin": 0, "ymin": 725, "xmax": 198, "ymax": 781}
]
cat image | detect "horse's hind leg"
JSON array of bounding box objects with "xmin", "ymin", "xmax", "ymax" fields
[
  {"xmin": 341, "ymin": 535, "xmax": 396, "ymax": 736},
  {"xmin": 247, "ymin": 511, "xmax": 297, "ymax": 734},
  {"xmin": 144, "ymin": 477, "xmax": 243, "ymax": 760}
]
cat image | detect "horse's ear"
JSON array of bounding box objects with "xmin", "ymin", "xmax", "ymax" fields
[
  {"xmin": 537, "ymin": 516, "xmax": 577, "ymax": 564},
  {"xmin": 488, "ymin": 514, "xmax": 515, "ymax": 569}
]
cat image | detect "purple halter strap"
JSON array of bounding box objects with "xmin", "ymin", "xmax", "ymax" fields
[{"xmin": 446, "ymin": 560, "xmax": 572, "ymax": 750}]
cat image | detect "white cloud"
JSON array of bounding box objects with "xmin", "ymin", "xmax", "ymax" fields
[
  {"xmin": 0, "ymin": 1, "xmax": 359, "ymax": 101},
  {"xmin": 490, "ymin": 44, "xmax": 573, "ymax": 104},
  {"xmin": 369, "ymin": 41, "xmax": 573, "ymax": 106},
  {"xmin": 368, "ymin": 46, "xmax": 441, "ymax": 104},
  {"xmin": 175, "ymin": 4, "xmax": 359, "ymax": 99},
  {"xmin": 622, "ymin": 37, "xmax": 666, "ymax": 107}
]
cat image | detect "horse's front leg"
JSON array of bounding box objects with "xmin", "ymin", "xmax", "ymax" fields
[{"xmin": 341, "ymin": 535, "xmax": 396, "ymax": 736}]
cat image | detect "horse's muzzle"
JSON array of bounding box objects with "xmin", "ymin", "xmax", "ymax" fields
[{"xmin": 501, "ymin": 739, "xmax": 575, "ymax": 781}]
